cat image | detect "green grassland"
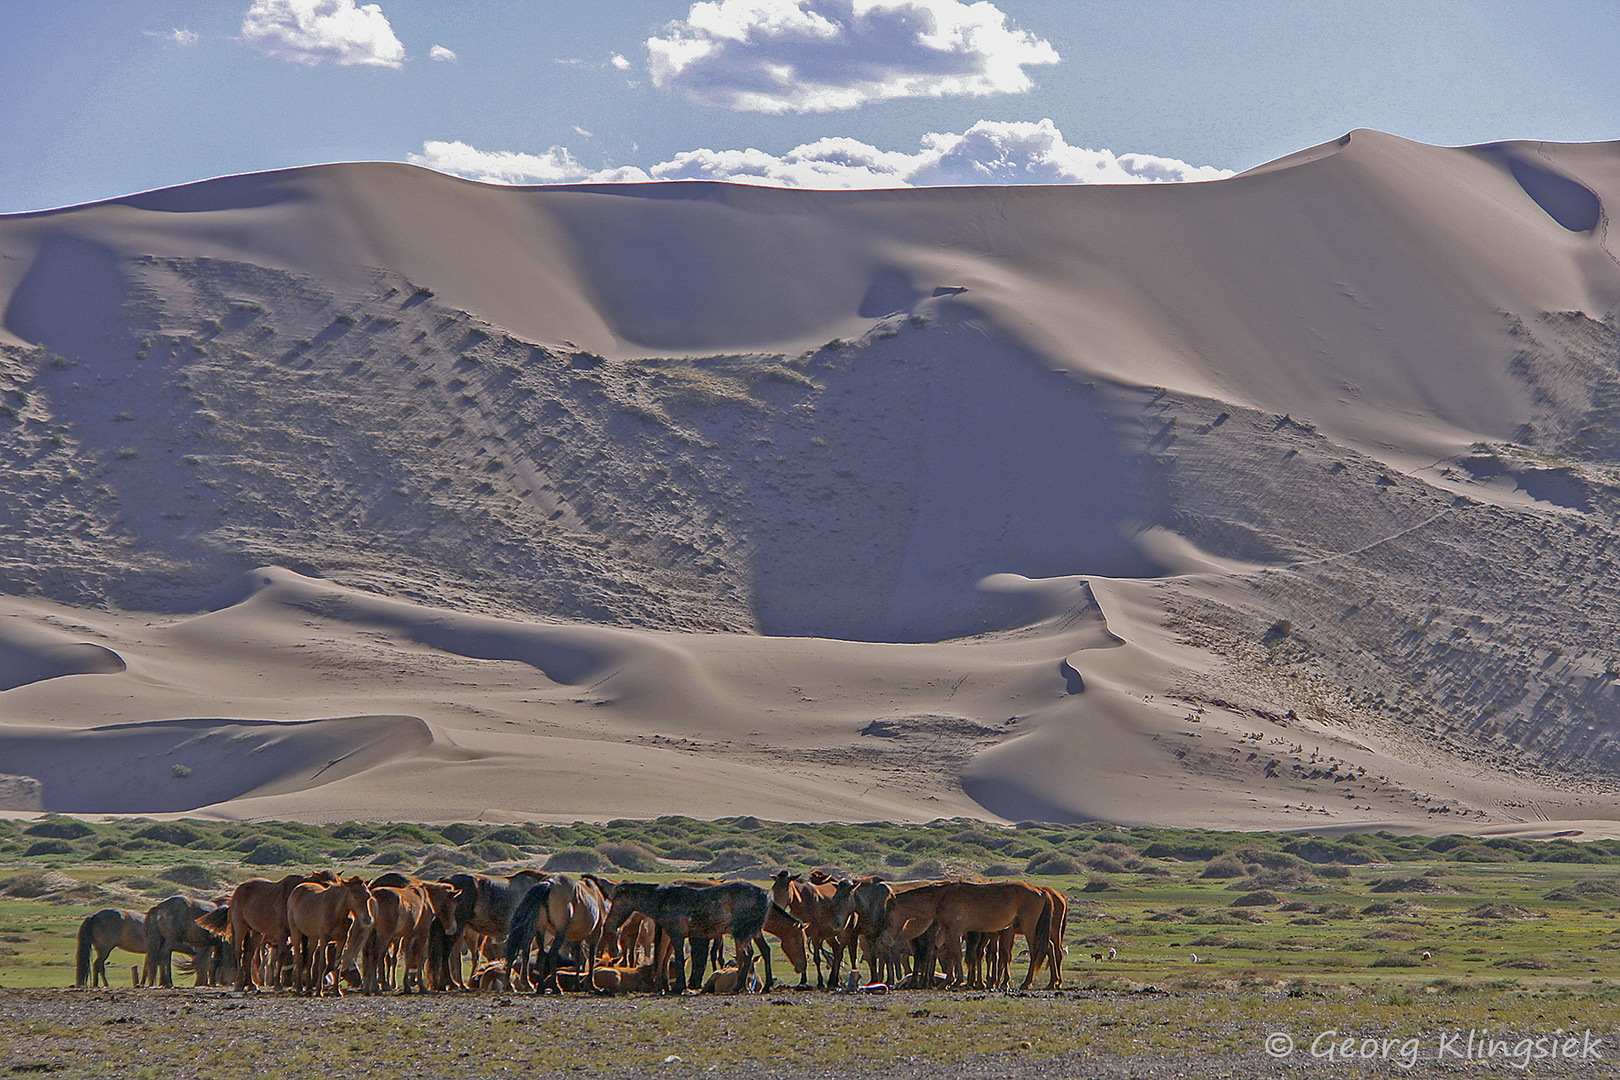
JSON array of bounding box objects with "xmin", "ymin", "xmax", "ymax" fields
[{"xmin": 3, "ymin": 814, "xmax": 1620, "ymax": 1000}]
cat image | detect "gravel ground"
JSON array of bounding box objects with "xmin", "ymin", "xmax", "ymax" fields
[{"xmin": 4, "ymin": 987, "xmax": 1617, "ymax": 1079}]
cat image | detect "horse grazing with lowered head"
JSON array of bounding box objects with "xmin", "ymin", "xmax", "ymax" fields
[
  {"xmin": 771, "ymin": 870, "xmax": 850, "ymax": 988},
  {"xmin": 75, "ymin": 908, "xmax": 147, "ymax": 987},
  {"xmin": 143, "ymin": 896, "xmax": 230, "ymax": 988},
  {"xmin": 602, "ymin": 881, "xmax": 768, "ymax": 994}
]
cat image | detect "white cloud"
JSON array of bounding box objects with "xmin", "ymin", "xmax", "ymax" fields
[
  {"xmin": 430, "ymin": 44, "xmax": 457, "ymax": 62},
  {"xmin": 408, "ymin": 141, "xmax": 608, "ymax": 186},
  {"xmin": 646, "ymin": 0, "xmax": 1059, "ymax": 113},
  {"xmin": 408, "ymin": 120, "xmax": 1231, "ymax": 190},
  {"xmin": 610, "ymin": 53, "xmax": 632, "ymax": 71},
  {"xmin": 240, "ymin": 0, "xmax": 406, "ymax": 68},
  {"xmin": 146, "ymin": 28, "xmax": 201, "ymax": 46}
]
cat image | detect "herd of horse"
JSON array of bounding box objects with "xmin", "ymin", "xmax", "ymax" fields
[{"xmin": 74, "ymin": 866, "xmax": 1068, "ymax": 997}]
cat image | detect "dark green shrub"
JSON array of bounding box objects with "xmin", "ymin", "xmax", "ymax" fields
[
  {"xmin": 133, "ymin": 822, "xmax": 209, "ymax": 847},
  {"xmin": 661, "ymin": 844, "xmax": 711, "ymax": 862},
  {"xmin": 242, "ymin": 838, "xmax": 311, "ymax": 865},
  {"xmin": 1025, "ymin": 851, "xmax": 1085, "ymax": 876},
  {"xmin": 377, "ymin": 823, "xmax": 449, "ymax": 847},
  {"xmin": 544, "ymin": 848, "xmax": 609, "ymax": 872},
  {"xmin": 160, "ymin": 864, "xmax": 223, "ymax": 890},
  {"xmin": 24, "ymin": 818, "xmax": 95, "ymax": 840},
  {"xmin": 25, "ymin": 839, "xmax": 76, "ymax": 857},
  {"xmin": 439, "ymin": 823, "xmax": 485, "ymax": 845}
]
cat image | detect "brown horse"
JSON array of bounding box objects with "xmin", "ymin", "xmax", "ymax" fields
[
  {"xmin": 771, "ymin": 870, "xmax": 849, "ymax": 988},
  {"xmin": 504, "ymin": 874, "xmax": 608, "ymax": 993},
  {"xmin": 829, "ymin": 877, "xmax": 907, "ymax": 984},
  {"xmin": 366, "ymin": 880, "xmax": 460, "ymax": 994},
  {"xmin": 287, "ymin": 875, "xmax": 375, "ymax": 996},
  {"xmin": 613, "ymin": 911, "xmax": 657, "ymax": 966},
  {"xmin": 203, "ymin": 869, "xmax": 339, "ymax": 991},
  {"xmin": 1023, "ymin": 884, "xmax": 1067, "ymax": 989},
  {"xmin": 75, "ymin": 908, "xmax": 146, "ymax": 987},
  {"xmin": 929, "ymin": 881, "xmax": 1051, "ymax": 990}
]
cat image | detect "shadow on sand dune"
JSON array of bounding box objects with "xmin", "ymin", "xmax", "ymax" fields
[{"xmin": 0, "ymin": 714, "xmax": 432, "ymax": 813}]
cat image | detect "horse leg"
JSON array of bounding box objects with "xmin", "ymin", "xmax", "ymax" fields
[
  {"xmin": 140, "ymin": 939, "xmax": 160, "ymax": 989},
  {"xmin": 685, "ymin": 936, "xmax": 707, "ymax": 994},
  {"xmin": 93, "ymin": 943, "xmax": 111, "ymax": 988},
  {"xmin": 545, "ymin": 933, "xmax": 567, "ymax": 994},
  {"xmin": 671, "ymin": 937, "xmax": 689, "ymax": 994},
  {"xmin": 739, "ymin": 935, "xmax": 761, "ymax": 993}
]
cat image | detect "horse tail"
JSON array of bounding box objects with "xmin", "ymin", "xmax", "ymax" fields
[
  {"xmin": 75, "ymin": 915, "xmax": 95, "ymax": 986},
  {"xmin": 195, "ymin": 906, "xmax": 231, "ymax": 937},
  {"xmin": 504, "ymin": 883, "xmax": 549, "ymax": 970},
  {"xmin": 1028, "ymin": 892, "xmax": 1053, "ymax": 971}
]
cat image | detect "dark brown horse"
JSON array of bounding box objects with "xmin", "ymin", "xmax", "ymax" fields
[
  {"xmin": 434, "ymin": 870, "xmax": 547, "ymax": 990},
  {"xmin": 75, "ymin": 908, "xmax": 146, "ymax": 987},
  {"xmin": 143, "ymin": 896, "xmax": 231, "ymax": 987},
  {"xmin": 602, "ymin": 882, "xmax": 768, "ymax": 993}
]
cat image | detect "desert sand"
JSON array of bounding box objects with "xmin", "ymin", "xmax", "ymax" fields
[{"xmin": 2, "ymin": 129, "xmax": 1620, "ymax": 833}]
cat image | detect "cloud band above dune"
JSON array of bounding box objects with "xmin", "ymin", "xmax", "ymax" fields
[{"xmin": 409, "ymin": 119, "xmax": 1233, "ymax": 189}]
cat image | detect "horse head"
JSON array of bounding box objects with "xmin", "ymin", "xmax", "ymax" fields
[
  {"xmin": 341, "ymin": 876, "xmax": 375, "ymax": 929},
  {"xmin": 424, "ymin": 882, "xmax": 461, "ymax": 939}
]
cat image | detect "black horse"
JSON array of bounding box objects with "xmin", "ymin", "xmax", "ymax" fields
[{"xmin": 602, "ymin": 881, "xmax": 769, "ymax": 993}]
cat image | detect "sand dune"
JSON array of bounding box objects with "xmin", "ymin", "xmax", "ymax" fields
[{"xmin": 3, "ymin": 131, "xmax": 1620, "ymax": 831}]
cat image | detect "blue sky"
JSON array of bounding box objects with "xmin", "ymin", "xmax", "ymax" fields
[{"xmin": 1, "ymin": 0, "xmax": 1616, "ymax": 212}]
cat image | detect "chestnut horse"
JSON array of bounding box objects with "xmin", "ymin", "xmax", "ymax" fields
[
  {"xmin": 203, "ymin": 869, "xmax": 339, "ymax": 991},
  {"xmin": 75, "ymin": 908, "xmax": 146, "ymax": 987},
  {"xmin": 771, "ymin": 870, "xmax": 849, "ymax": 988},
  {"xmin": 287, "ymin": 875, "xmax": 375, "ymax": 996},
  {"xmin": 368, "ymin": 880, "xmax": 462, "ymax": 994},
  {"xmin": 929, "ymin": 881, "xmax": 1051, "ymax": 990}
]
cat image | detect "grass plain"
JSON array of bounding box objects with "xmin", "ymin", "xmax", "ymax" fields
[{"xmin": 3, "ymin": 815, "xmax": 1620, "ymax": 1077}]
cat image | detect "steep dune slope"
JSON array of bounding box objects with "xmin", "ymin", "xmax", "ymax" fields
[{"xmin": 2, "ymin": 131, "xmax": 1620, "ymax": 827}]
